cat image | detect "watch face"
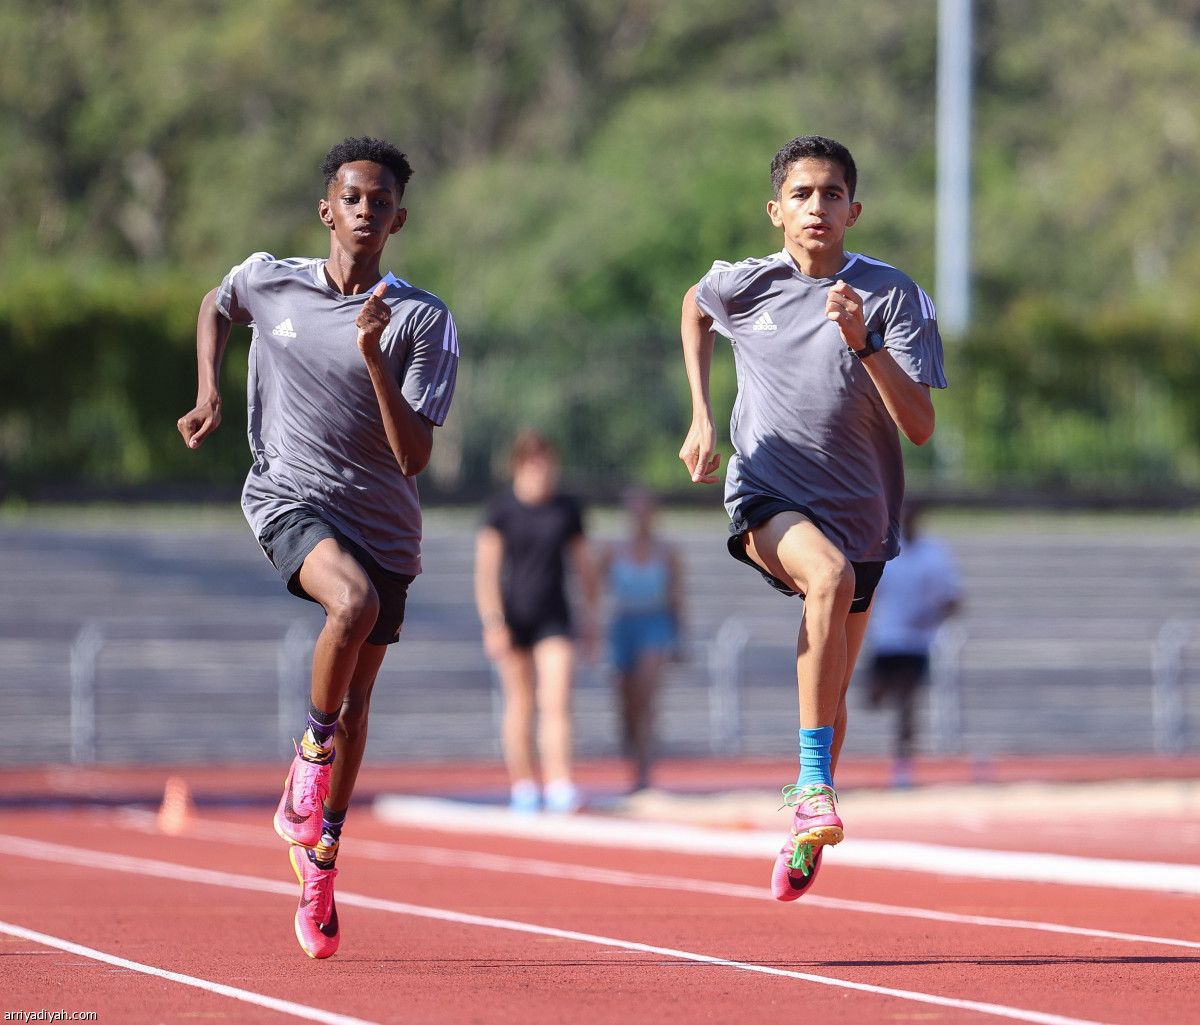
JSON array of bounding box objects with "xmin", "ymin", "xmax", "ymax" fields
[{"xmin": 849, "ymin": 331, "xmax": 882, "ymax": 360}]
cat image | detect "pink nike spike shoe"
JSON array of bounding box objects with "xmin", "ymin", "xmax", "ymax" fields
[
  {"xmin": 770, "ymin": 784, "xmax": 842, "ymax": 902},
  {"xmin": 771, "ymin": 837, "xmax": 824, "ymax": 900},
  {"xmin": 782, "ymin": 783, "xmax": 843, "ymax": 845},
  {"xmin": 289, "ymin": 846, "xmax": 340, "ymax": 958},
  {"xmin": 273, "ymin": 742, "xmax": 333, "ymax": 849}
]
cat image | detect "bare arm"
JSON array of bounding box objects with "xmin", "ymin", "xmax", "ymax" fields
[
  {"xmin": 357, "ymin": 281, "xmax": 435, "ymax": 476},
  {"xmin": 593, "ymin": 541, "xmax": 612, "ymax": 613},
  {"xmin": 666, "ymin": 543, "xmax": 684, "ymax": 649},
  {"xmin": 678, "ymin": 284, "xmax": 722, "ymax": 483},
  {"xmin": 569, "ymin": 533, "xmax": 601, "ymax": 659},
  {"xmin": 826, "ymin": 280, "xmax": 935, "ymax": 446},
  {"xmin": 474, "ymin": 526, "xmax": 510, "ymax": 661},
  {"xmin": 177, "ymin": 287, "xmax": 231, "ymax": 449},
  {"xmin": 860, "ymin": 351, "xmax": 935, "ymax": 446}
]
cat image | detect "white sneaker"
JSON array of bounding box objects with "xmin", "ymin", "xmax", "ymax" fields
[
  {"xmin": 510, "ymin": 779, "xmax": 540, "ymax": 814},
  {"xmin": 543, "ymin": 779, "xmax": 581, "ymax": 814}
]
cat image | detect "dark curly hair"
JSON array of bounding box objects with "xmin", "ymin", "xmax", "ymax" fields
[
  {"xmin": 321, "ymin": 137, "xmax": 413, "ymax": 197},
  {"xmin": 770, "ymin": 136, "xmax": 857, "ymax": 201}
]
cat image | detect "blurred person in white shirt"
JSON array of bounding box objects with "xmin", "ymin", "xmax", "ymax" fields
[{"xmin": 865, "ymin": 502, "xmax": 961, "ymax": 787}]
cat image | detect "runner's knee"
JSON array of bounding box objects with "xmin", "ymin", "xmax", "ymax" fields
[
  {"xmin": 803, "ymin": 555, "xmax": 855, "ymax": 610},
  {"xmin": 536, "ymin": 681, "xmax": 571, "ymax": 717},
  {"xmin": 324, "ymin": 578, "xmax": 380, "ymax": 642}
]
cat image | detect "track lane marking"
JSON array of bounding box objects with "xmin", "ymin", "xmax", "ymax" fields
[
  {"xmin": 112, "ymin": 810, "xmax": 1200, "ymax": 952},
  {"xmin": 5, "ymin": 834, "xmax": 1124, "ymax": 1025},
  {"xmin": 0, "ymin": 919, "xmax": 385, "ymax": 1025},
  {"xmin": 373, "ymin": 795, "xmax": 1200, "ymax": 894}
]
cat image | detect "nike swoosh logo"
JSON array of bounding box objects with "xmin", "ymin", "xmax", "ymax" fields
[
  {"xmin": 319, "ymin": 902, "xmax": 338, "ymax": 937},
  {"xmin": 283, "ymin": 780, "xmax": 311, "ymax": 825}
]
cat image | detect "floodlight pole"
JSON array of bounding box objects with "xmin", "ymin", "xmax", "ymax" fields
[{"xmin": 936, "ymin": 0, "xmax": 973, "ymax": 337}]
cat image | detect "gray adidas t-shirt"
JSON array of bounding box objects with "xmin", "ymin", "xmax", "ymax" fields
[
  {"xmin": 695, "ymin": 249, "xmax": 946, "ymax": 563},
  {"xmin": 217, "ymin": 253, "xmax": 459, "ymax": 576}
]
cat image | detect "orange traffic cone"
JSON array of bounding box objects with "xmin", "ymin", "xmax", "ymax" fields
[{"xmin": 157, "ymin": 775, "xmax": 195, "ymax": 836}]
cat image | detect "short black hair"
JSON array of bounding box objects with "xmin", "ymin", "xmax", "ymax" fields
[
  {"xmin": 771, "ymin": 135, "xmax": 857, "ymax": 201},
  {"xmin": 321, "ymin": 136, "xmax": 413, "ymax": 197}
]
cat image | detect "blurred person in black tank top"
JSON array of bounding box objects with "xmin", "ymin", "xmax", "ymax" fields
[{"xmin": 475, "ymin": 431, "xmax": 599, "ymax": 813}]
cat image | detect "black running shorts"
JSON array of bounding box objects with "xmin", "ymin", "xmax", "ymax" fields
[
  {"xmin": 258, "ymin": 507, "xmax": 414, "ymax": 645},
  {"xmin": 727, "ymin": 496, "xmax": 885, "ymax": 614},
  {"xmin": 505, "ymin": 616, "xmax": 572, "ymax": 651}
]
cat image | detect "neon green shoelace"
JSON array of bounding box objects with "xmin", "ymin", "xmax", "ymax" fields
[
  {"xmin": 779, "ymin": 783, "xmax": 837, "ymax": 812},
  {"xmin": 787, "ymin": 839, "xmax": 817, "ymax": 877}
]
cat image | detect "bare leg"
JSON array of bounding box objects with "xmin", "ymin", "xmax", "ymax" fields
[
  {"xmin": 297, "ymin": 539, "xmax": 380, "ymax": 717},
  {"xmin": 497, "ymin": 646, "xmax": 538, "ymax": 783},
  {"xmin": 895, "ymin": 664, "xmax": 923, "ymax": 762},
  {"xmin": 617, "ymin": 671, "xmax": 637, "ymax": 761},
  {"xmin": 327, "ymin": 641, "xmax": 388, "ymax": 811},
  {"xmin": 742, "ymin": 513, "xmax": 855, "ymax": 730},
  {"xmin": 625, "ymin": 650, "xmax": 665, "ymax": 789},
  {"xmin": 533, "ymin": 635, "xmax": 575, "ymax": 783},
  {"xmin": 830, "ymin": 609, "xmax": 871, "ymax": 777}
]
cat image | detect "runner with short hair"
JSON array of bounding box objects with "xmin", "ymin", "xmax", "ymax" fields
[
  {"xmin": 678, "ymin": 134, "xmax": 945, "ymax": 900},
  {"xmin": 177, "ymin": 135, "xmax": 459, "ymax": 957}
]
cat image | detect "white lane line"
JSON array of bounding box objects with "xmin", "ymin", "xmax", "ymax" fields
[
  {"xmin": 0, "ymin": 919, "xmax": 385, "ymax": 1025},
  {"xmin": 373, "ymin": 795, "xmax": 1200, "ymax": 895},
  {"xmin": 113, "ymin": 810, "xmax": 1200, "ymax": 952},
  {"xmin": 3, "ymin": 834, "xmax": 1123, "ymax": 1025}
]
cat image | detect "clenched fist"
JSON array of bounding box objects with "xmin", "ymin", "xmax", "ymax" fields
[
  {"xmin": 825, "ymin": 279, "xmax": 867, "ymax": 351},
  {"xmin": 356, "ymin": 279, "xmax": 391, "ymax": 354}
]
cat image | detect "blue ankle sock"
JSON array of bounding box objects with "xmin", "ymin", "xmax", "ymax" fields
[{"xmin": 797, "ymin": 727, "xmax": 834, "ymax": 788}]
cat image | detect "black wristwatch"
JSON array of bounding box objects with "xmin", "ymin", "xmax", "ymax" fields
[{"xmin": 849, "ymin": 329, "xmax": 884, "ymax": 360}]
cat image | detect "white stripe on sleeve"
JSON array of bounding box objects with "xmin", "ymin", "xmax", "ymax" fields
[
  {"xmin": 442, "ymin": 316, "xmax": 460, "ymax": 355},
  {"xmin": 917, "ymin": 287, "xmax": 937, "ymax": 322}
]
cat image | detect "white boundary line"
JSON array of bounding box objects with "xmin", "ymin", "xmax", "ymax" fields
[
  {"xmin": 373, "ymin": 795, "xmax": 1200, "ymax": 895},
  {"xmin": 113, "ymin": 810, "xmax": 1200, "ymax": 952},
  {"xmin": 4, "ymin": 834, "xmax": 1123, "ymax": 1025},
  {"xmin": 0, "ymin": 919, "xmax": 385, "ymax": 1025}
]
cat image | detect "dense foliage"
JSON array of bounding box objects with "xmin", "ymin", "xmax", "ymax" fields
[{"xmin": 3, "ymin": 0, "xmax": 1200, "ymax": 500}]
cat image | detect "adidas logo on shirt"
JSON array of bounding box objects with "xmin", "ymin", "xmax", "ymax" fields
[
  {"xmin": 751, "ymin": 311, "xmax": 778, "ymax": 332},
  {"xmin": 272, "ymin": 318, "xmax": 298, "ymax": 338}
]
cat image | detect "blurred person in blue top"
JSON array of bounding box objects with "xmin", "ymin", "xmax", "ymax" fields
[
  {"xmin": 599, "ymin": 487, "xmax": 683, "ymax": 793},
  {"xmin": 865, "ymin": 501, "xmax": 962, "ymax": 787}
]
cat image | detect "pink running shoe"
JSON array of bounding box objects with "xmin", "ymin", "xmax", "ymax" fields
[
  {"xmin": 782, "ymin": 783, "xmax": 843, "ymax": 846},
  {"xmin": 273, "ymin": 741, "xmax": 333, "ymax": 848},
  {"xmin": 289, "ymin": 845, "xmax": 340, "ymax": 959},
  {"xmin": 771, "ymin": 838, "xmax": 824, "ymax": 901},
  {"xmin": 770, "ymin": 784, "xmax": 842, "ymax": 902}
]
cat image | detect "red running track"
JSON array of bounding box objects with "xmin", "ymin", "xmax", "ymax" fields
[{"xmin": 3, "ymin": 783, "xmax": 1198, "ymax": 1025}]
